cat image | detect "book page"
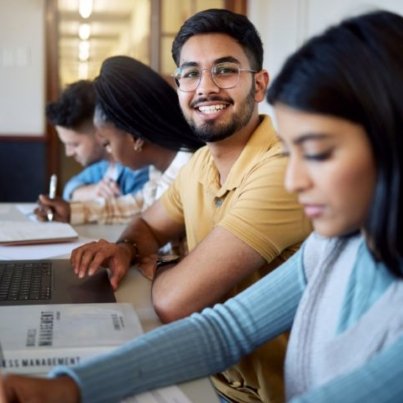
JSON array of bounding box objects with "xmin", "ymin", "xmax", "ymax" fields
[
  {"xmin": 0, "ymin": 304, "xmax": 200, "ymax": 402},
  {"xmin": 0, "ymin": 303, "xmax": 143, "ymax": 374}
]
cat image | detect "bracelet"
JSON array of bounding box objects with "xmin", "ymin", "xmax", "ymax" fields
[{"xmin": 116, "ymin": 238, "xmax": 138, "ymax": 262}]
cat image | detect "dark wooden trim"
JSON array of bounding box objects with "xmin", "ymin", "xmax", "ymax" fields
[
  {"xmin": 45, "ymin": 0, "xmax": 60, "ymax": 179},
  {"xmin": 225, "ymin": 0, "xmax": 247, "ymax": 15},
  {"xmin": 0, "ymin": 135, "xmax": 47, "ymax": 142}
]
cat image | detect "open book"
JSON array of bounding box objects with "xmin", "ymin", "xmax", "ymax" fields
[
  {"xmin": 0, "ymin": 303, "xmax": 142, "ymax": 374},
  {"xmin": 0, "ymin": 221, "xmax": 78, "ymax": 245}
]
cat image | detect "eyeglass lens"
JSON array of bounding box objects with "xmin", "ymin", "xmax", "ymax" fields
[{"xmin": 176, "ymin": 62, "xmax": 242, "ymax": 91}]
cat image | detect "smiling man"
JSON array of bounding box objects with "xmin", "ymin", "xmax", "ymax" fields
[{"xmin": 70, "ymin": 9, "xmax": 312, "ymax": 402}]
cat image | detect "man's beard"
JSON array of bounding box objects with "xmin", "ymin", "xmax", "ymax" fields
[{"xmin": 188, "ymin": 86, "xmax": 256, "ymax": 143}]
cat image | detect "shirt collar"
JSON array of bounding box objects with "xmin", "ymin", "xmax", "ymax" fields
[{"xmin": 202, "ymin": 115, "xmax": 279, "ymax": 196}]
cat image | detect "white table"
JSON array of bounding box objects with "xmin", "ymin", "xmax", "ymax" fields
[{"xmin": 1, "ymin": 204, "xmax": 220, "ymax": 403}]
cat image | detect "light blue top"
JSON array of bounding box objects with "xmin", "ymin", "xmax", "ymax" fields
[
  {"xmin": 62, "ymin": 161, "xmax": 149, "ymax": 200},
  {"xmin": 50, "ymin": 233, "xmax": 403, "ymax": 403}
]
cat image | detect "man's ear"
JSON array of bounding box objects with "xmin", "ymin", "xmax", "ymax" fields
[{"xmin": 254, "ymin": 69, "xmax": 269, "ymax": 103}]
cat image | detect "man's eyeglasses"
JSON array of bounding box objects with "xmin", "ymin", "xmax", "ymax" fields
[{"xmin": 173, "ymin": 62, "xmax": 257, "ymax": 92}]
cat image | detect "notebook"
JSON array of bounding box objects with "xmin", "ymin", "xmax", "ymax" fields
[
  {"xmin": 0, "ymin": 221, "xmax": 79, "ymax": 245},
  {"xmin": 0, "ymin": 259, "xmax": 115, "ymax": 306}
]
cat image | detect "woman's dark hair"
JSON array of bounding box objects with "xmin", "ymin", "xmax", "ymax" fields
[
  {"xmin": 172, "ymin": 8, "xmax": 263, "ymax": 71},
  {"xmin": 46, "ymin": 80, "xmax": 95, "ymax": 129},
  {"xmin": 93, "ymin": 56, "xmax": 203, "ymax": 152},
  {"xmin": 267, "ymin": 10, "xmax": 403, "ymax": 276}
]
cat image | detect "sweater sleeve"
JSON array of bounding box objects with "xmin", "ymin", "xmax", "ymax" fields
[
  {"xmin": 69, "ymin": 193, "xmax": 144, "ymax": 225},
  {"xmin": 291, "ymin": 334, "xmax": 403, "ymax": 403},
  {"xmin": 69, "ymin": 167, "xmax": 162, "ymax": 225},
  {"xmin": 49, "ymin": 251, "xmax": 305, "ymax": 403}
]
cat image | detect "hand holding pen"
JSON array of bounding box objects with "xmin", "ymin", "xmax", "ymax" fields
[
  {"xmin": 34, "ymin": 175, "xmax": 71, "ymax": 223},
  {"xmin": 47, "ymin": 174, "xmax": 57, "ymax": 222}
]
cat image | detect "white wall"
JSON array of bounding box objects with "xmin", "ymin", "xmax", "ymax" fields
[
  {"xmin": 248, "ymin": 0, "xmax": 403, "ymax": 117},
  {"xmin": 0, "ymin": 0, "xmax": 45, "ymax": 135},
  {"xmin": 0, "ymin": 1, "xmax": 400, "ymax": 134}
]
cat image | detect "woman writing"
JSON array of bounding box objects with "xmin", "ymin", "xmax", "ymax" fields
[{"xmin": 36, "ymin": 56, "xmax": 202, "ymax": 225}]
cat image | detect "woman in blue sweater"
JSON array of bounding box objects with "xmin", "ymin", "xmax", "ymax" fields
[{"xmin": 3, "ymin": 9, "xmax": 403, "ymax": 403}]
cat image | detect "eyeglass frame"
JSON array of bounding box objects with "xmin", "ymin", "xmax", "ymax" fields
[{"xmin": 173, "ymin": 61, "xmax": 257, "ymax": 92}]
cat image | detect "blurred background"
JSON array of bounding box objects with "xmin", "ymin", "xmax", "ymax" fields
[
  {"xmin": 57, "ymin": 0, "xmax": 243, "ymax": 86},
  {"xmin": 0, "ymin": 0, "xmax": 401, "ymax": 201}
]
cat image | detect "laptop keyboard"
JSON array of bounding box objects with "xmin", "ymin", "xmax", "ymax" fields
[{"xmin": 0, "ymin": 261, "xmax": 52, "ymax": 301}]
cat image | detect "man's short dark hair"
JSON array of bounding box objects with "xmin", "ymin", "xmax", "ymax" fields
[
  {"xmin": 46, "ymin": 80, "xmax": 95, "ymax": 129},
  {"xmin": 172, "ymin": 9, "xmax": 263, "ymax": 71}
]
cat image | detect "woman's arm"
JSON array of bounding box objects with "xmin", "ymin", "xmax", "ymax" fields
[{"xmin": 52, "ymin": 254, "xmax": 304, "ymax": 403}]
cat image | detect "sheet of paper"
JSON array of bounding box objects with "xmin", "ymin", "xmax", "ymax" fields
[
  {"xmin": 16, "ymin": 203, "xmax": 39, "ymax": 221},
  {"xmin": 122, "ymin": 385, "xmax": 192, "ymax": 403},
  {"xmin": 0, "ymin": 236, "xmax": 95, "ymax": 260},
  {"xmin": 0, "ymin": 204, "xmax": 29, "ymax": 222},
  {"xmin": 0, "ymin": 204, "xmax": 38, "ymax": 222}
]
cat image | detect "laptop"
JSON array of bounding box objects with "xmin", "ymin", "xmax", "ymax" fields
[{"xmin": 0, "ymin": 259, "xmax": 116, "ymax": 306}]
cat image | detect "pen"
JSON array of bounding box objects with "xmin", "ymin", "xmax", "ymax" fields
[{"xmin": 47, "ymin": 174, "xmax": 57, "ymax": 222}]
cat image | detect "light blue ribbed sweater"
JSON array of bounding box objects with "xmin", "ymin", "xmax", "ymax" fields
[{"xmin": 51, "ymin": 233, "xmax": 403, "ymax": 403}]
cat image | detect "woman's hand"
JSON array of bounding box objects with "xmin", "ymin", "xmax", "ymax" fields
[
  {"xmin": 34, "ymin": 195, "xmax": 71, "ymax": 223},
  {"xmin": 3, "ymin": 374, "xmax": 80, "ymax": 403}
]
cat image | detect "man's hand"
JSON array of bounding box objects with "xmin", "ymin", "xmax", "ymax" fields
[
  {"xmin": 3, "ymin": 374, "xmax": 80, "ymax": 403},
  {"xmin": 70, "ymin": 239, "xmax": 132, "ymax": 290},
  {"xmin": 94, "ymin": 178, "xmax": 121, "ymax": 199},
  {"xmin": 34, "ymin": 195, "xmax": 71, "ymax": 222}
]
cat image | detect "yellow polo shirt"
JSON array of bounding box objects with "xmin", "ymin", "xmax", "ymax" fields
[{"xmin": 161, "ymin": 115, "xmax": 312, "ymax": 402}]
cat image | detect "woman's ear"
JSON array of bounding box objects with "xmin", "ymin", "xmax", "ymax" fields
[{"xmin": 133, "ymin": 138, "xmax": 144, "ymax": 152}]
